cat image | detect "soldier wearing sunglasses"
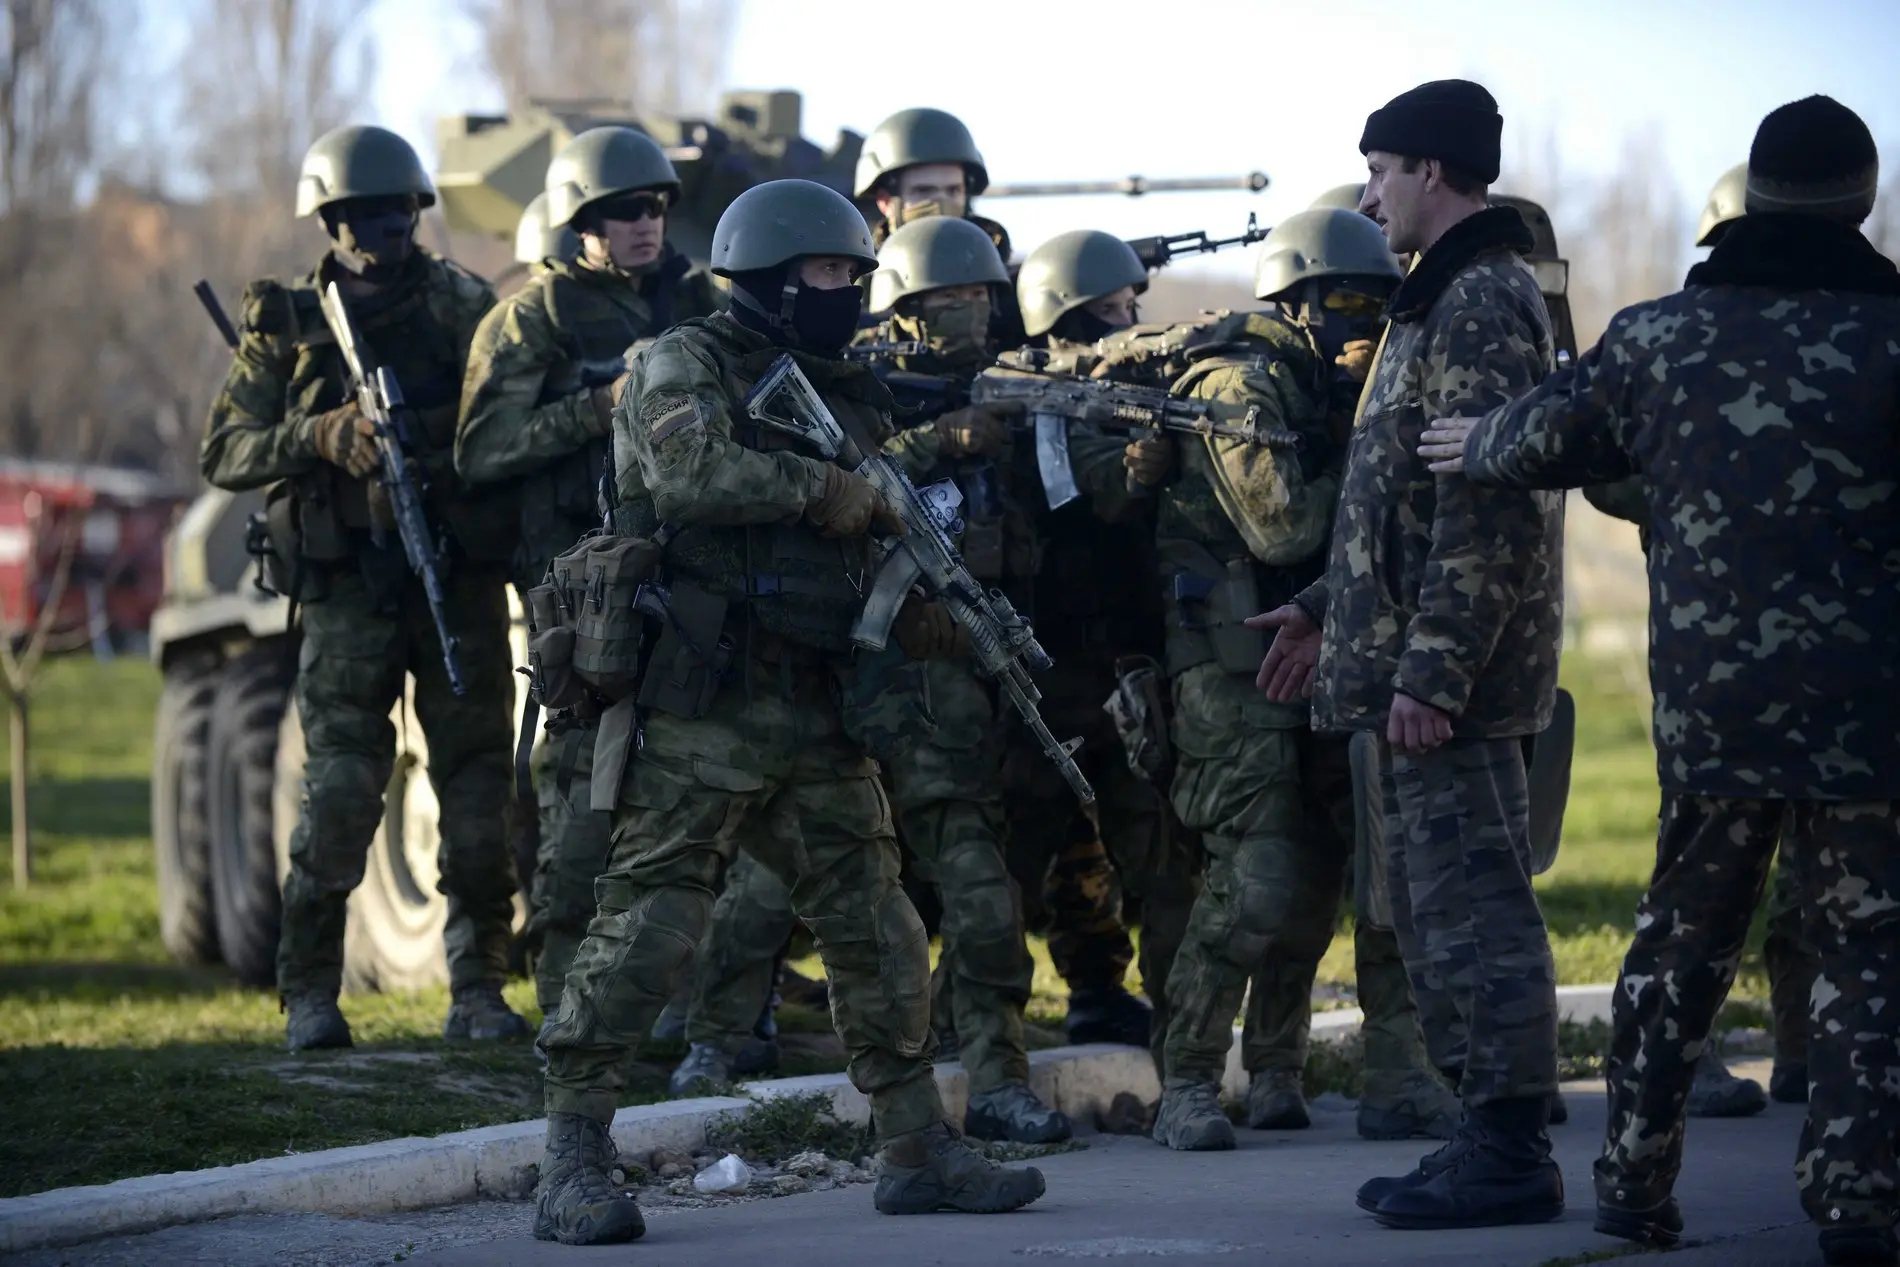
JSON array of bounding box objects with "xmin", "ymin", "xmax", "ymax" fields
[{"xmin": 455, "ymin": 126, "xmax": 721, "ymax": 1016}]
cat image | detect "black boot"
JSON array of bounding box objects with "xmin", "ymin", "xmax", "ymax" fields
[
  {"xmin": 1819, "ymin": 1225, "xmax": 1899, "ymax": 1266},
  {"xmin": 1595, "ymin": 1191, "xmax": 1683, "ymax": 1248},
  {"xmin": 1355, "ymin": 1119, "xmax": 1473, "ymax": 1213},
  {"xmin": 1371, "ymin": 1097, "xmax": 1564, "ymax": 1230}
]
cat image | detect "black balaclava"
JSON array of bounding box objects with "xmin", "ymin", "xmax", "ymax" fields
[
  {"xmin": 1050, "ymin": 306, "xmax": 1124, "ymax": 346},
  {"xmin": 320, "ymin": 194, "xmax": 419, "ymax": 283},
  {"xmin": 1300, "ymin": 279, "xmax": 1392, "ymax": 365},
  {"xmin": 727, "ymin": 261, "xmax": 865, "ymax": 357}
]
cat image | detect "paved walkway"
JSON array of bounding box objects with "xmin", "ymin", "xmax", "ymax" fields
[{"xmin": 9, "ymin": 1063, "xmax": 1824, "ymax": 1267}]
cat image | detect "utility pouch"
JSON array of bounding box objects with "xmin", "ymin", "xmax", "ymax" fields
[
  {"xmin": 248, "ymin": 482, "xmax": 308, "ymax": 598},
  {"xmin": 1208, "ymin": 557, "xmax": 1266, "ymax": 675},
  {"xmin": 1102, "ymin": 654, "xmax": 1173, "ymax": 788},
  {"xmin": 523, "ymin": 578, "xmax": 592, "ymax": 713},
  {"xmin": 294, "ymin": 470, "xmax": 353, "ymax": 561},
  {"xmin": 634, "ymin": 581, "xmax": 733, "ymax": 720},
  {"xmin": 571, "ymin": 535, "xmax": 666, "ymax": 700}
]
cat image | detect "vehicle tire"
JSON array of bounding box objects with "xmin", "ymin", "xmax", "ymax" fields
[
  {"xmin": 207, "ymin": 643, "xmax": 292, "ymax": 988},
  {"xmin": 152, "ymin": 659, "xmax": 219, "ymax": 965}
]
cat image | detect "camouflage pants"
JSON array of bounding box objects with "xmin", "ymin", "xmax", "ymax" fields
[
  {"xmin": 1762, "ymin": 836, "xmax": 1819, "ymax": 1069},
  {"xmin": 1599, "ymin": 796, "xmax": 1900, "ymax": 1230},
  {"xmin": 524, "ymin": 717, "xmax": 614, "ymax": 1015},
  {"xmin": 1161, "ymin": 663, "xmax": 1346, "ymax": 1087},
  {"xmin": 540, "ymin": 655, "xmax": 945, "ymax": 1142},
  {"xmin": 684, "ymin": 850, "xmax": 796, "ymax": 1053},
  {"xmin": 1383, "ymin": 736, "xmax": 1558, "ymax": 1105},
  {"xmin": 278, "ymin": 562, "xmax": 517, "ymax": 996}
]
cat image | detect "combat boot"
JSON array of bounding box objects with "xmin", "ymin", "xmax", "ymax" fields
[
  {"xmin": 1770, "ymin": 1060, "xmax": 1809, "ymax": 1104},
  {"xmin": 442, "ymin": 983, "xmax": 531, "ymax": 1041},
  {"xmin": 648, "ymin": 989, "xmax": 689, "ymax": 1042},
  {"xmin": 873, "ymin": 1121, "xmax": 1046, "ymax": 1214},
  {"xmin": 933, "ymin": 1020, "xmax": 961, "ymax": 1064},
  {"xmin": 1244, "ymin": 1069, "xmax": 1310, "ymax": 1130},
  {"xmin": 732, "ymin": 991, "xmax": 781, "ymax": 1077},
  {"xmin": 1066, "ymin": 985, "xmax": 1152, "ymax": 1047},
  {"xmin": 1152, "ymin": 1081, "xmax": 1236, "ymax": 1151},
  {"xmin": 1355, "ymin": 1122, "xmax": 1475, "ymax": 1213},
  {"xmin": 1819, "ymin": 1225, "xmax": 1899, "ymax": 1266},
  {"xmin": 965, "ymin": 1084, "xmax": 1073, "ymax": 1145},
  {"xmin": 1371, "ymin": 1097, "xmax": 1563, "ymax": 1229},
  {"xmin": 668, "ymin": 1042, "xmax": 734, "ymax": 1096},
  {"xmin": 284, "ymin": 990, "xmax": 352, "ymax": 1052},
  {"xmin": 1358, "ymin": 1068, "xmax": 1461, "ymax": 1141},
  {"xmin": 533, "ymin": 1112, "xmax": 644, "ymax": 1245},
  {"xmin": 1685, "ymin": 1045, "xmax": 1766, "ymax": 1117},
  {"xmin": 1594, "ymin": 1185, "xmax": 1683, "ymax": 1248}
]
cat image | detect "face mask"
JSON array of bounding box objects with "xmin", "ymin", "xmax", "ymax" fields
[
  {"xmin": 326, "ymin": 196, "xmax": 417, "ymax": 281},
  {"xmin": 1304, "ymin": 283, "xmax": 1387, "ymax": 363},
  {"xmin": 1051, "ymin": 306, "xmax": 1122, "ymax": 346},
  {"xmin": 791, "ymin": 282, "xmax": 864, "ymax": 355},
  {"xmin": 899, "ymin": 294, "xmax": 992, "ymax": 361}
]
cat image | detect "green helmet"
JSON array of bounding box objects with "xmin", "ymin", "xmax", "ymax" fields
[
  {"xmin": 1309, "ymin": 183, "xmax": 1368, "ymax": 213},
  {"xmin": 853, "ymin": 108, "xmax": 989, "ymax": 200},
  {"xmin": 295, "ymin": 125, "xmax": 435, "ymax": 218},
  {"xmin": 1490, "ymin": 192, "xmax": 1569, "ymax": 298},
  {"xmin": 545, "ymin": 126, "xmax": 682, "ymax": 229},
  {"xmin": 515, "ymin": 190, "xmax": 581, "ymax": 266},
  {"xmin": 1697, "ymin": 162, "xmax": 1747, "ymax": 247},
  {"xmin": 1016, "ymin": 230, "xmax": 1148, "ymax": 338},
  {"xmin": 709, "ymin": 178, "xmax": 877, "ymax": 279},
  {"xmin": 867, "ymin": 215, "xmax": 1009, "ymax": 313},
  {"xmin": 1254, "ymin": 208, "xmax": 1402, "ymax": 302}
]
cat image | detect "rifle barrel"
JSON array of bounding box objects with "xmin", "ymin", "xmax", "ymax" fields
[
  {"xmin": 193, "ymin": 280, "xmax": 241, "ymax": 349},
  {"xmin": 984, "ymin": 172, "xmax": 1269, "ymax": 198}
]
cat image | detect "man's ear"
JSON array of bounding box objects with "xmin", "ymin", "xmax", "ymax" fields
[
  {"xmin": 874, "ymin": 190, "xmax": 898, "ymax": 222},
  {"xmin": 1421, "ymin": 158, "xmax": 1444, "ymax": 196}
]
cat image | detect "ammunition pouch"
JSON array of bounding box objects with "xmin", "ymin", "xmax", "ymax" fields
[
  {"xmin": 834, "ymin": 641, "xmax": 936, "ymax": 762},
  {"xmin": 247, "ymin": 481, "xmax": 332, "ymax": 602},
  {"xmin": 634, "ymin": 581, "xmax": 735, "ymax": 720},
  {"xmin": 524, "ymin": 528, "xmax": 670, "ymax": 712},
  {"xmin": 1160, "ymin": 542, "xmax": 1267, "ymax": 677},
  {"xmin": 1102, "ymin": 654, "xmax": 1173, "ymax": 788}
]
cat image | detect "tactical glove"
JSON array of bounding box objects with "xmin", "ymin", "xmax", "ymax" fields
[
  {"xmin": 893, "ymin": 593, "xmax": 969, "ymax": 660},
  {"xmin": 1123, "ymin": 435, "xmax": 1174, "ymax": 488},
  {"xmin": 807, "ymin": 465, "xmax": 906, "ymax": 539},
  {"xmin": 309, "ymin": 403, "xmax": 379, "ymax": 479},
  {"xmin": 934, "ymin": 405, "xmax": 1007, "ymax": 458}
]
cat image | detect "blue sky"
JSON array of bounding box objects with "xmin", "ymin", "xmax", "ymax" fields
[{"xmin": 372, "ymin": 0, "xmax": 1900, "ymax": 277}]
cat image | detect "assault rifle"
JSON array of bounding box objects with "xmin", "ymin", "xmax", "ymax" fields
[
  {"xmin": 744, "ymin": 355, "xmax": 1094, "ymax": 805},
  {"xmin": 1125, "ymin": 213, "xmax": 1268, "ymax": 271},
  {"xmin": 317, "ymin": 281, "xmax": 468, "ymax": 696},
  {"xmin": 843, "ymin": 340, "xmax": 924, "ymax": 361},
  {"xmin": 969, "ymin": 359, "xmax": 1302, "ymax": 509}
]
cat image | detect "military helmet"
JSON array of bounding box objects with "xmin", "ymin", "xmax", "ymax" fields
[
  {"xmin": 545, "ymin": 126, "xmax": 682, "ymax": 229},
  {"xmin": 1015, "ymin": 230, "xmax": 1149, "ymax": 338},
  {"xmin": 1254, "ymin": 208, "xmax": 1402, "ymax": 302},
  {"xmin": 1697, "ymin": 162, "xmax": 1748, "ymax": 247},
  {"xmin": 853, "ymin": 108, "xmax": 990, "ymax": 200},
  {"xmin": 867, "ymin": 215, "xmax": 1010, "ymax": 312},
  {"xmin": 515, "ymin": 191, "xmax": 581, "ymax": 266},
  {"xmin": 1309, "ymin": 183, "xmax": 1368, "ymax": 213},
  {"xmin": 710, "ymin": 178, "xmax": 877, "ymax": 279},
  {"xmin": 1490, "ymin": 193, "xmax": 1568, "ymax": 298},
  {"xmin": 295, "ymin": 125, "xmax": 435, "ymax": 218}
]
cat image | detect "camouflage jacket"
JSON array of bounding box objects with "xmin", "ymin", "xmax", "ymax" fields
[
  {"xmin": 200, "ymin": 248, "xmax": 505, "ymax": 558},
  {"xmin": 1297, "ymin": 207, "xmax": 1564, "ymax": 737},
  {"xmin": 456, "ymin": 249, "xmax": 719, "ymax": 581},
  {"xmin": 1463, "ymin": 213, "xmax": 1900, "ymax": 798}
]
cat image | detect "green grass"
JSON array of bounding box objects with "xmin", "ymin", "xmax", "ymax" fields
[{"xmin": 0, "ymin": 647, "xmax": 1765, "ymax": 1197}]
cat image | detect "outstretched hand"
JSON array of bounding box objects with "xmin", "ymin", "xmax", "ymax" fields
[
  {"xmin": 1248, "ymin": 604, "xmax": 1321, "ymax": 701},
  {"xmin": 1418, "ymin": 415, "xmax": 1479, "ymax": 473}
]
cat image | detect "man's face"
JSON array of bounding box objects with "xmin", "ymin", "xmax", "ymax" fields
[
  {"xmin": 581, "ymin": 191, "xmax": 666, "ymax": 271},
  {"xmin": 1362, "ymin": 151, "xmax": 1431, "ymax": 256},
  {"xmin": 875, "ymin": 162, "xmax": 970, "ymax": 223},
  {"xmin": 798, "ymin": 255, "xmax": 862, "ymax": 290},
  {"xmin": 1082, "ymin": 285, "xmax": 1139, "ymax": 329}
]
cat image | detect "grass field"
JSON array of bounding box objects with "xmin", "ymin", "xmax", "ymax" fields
[{"xmin": 0, "ymin": 647, "xmax": 1775, "ymax": 1197}]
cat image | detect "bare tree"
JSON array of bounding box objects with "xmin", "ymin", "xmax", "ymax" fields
[{"xmin": 464, "ymin": 0, "xmax": 734, "ymax": 114}]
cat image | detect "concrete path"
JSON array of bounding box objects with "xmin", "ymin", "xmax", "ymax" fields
[{"xmin": 9, "ymin": 1060, "xmax": 1828, "ymax": 1267}]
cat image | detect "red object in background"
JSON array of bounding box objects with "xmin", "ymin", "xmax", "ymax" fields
[{"xmin": 0, "ymin": 459, "xmax": 190, "ymax": 652}]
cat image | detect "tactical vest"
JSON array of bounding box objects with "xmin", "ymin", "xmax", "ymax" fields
[{"xmin": 651, "ymin": 320, "xmax": 897, "ymax": 656}]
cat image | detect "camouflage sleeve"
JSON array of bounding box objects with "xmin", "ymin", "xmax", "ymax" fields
[
  {"xmin": 619, "ymin": 334, "xmax": 827, "ymax": 526},
  {"xmin": 1071, "ymin": 425, "xmax": 1152, "ymax": 522},
  {"xmin": 455, "ymin": 290, "xmax": 603, "ymax": 487},
  {"xmin": 199, "ymin": 295, "xmax": 317, "ymax": 490},
  {"xmin": 1463, "ymin": 326, "xmax": 1641, "ymax": 492},
  {"xmin": 1393, "ymin": 297, "xmax": 1553, "ymax": 716},
  {"xmin": 882, "ymin": 420, "xmax": 946, "ymax": 484},
  {"xmin": 1186, "ymin": 360, "xmax": 1337, "ymax": 566},
  {"xmin": 1293, "ymin": 577, "xmax": 1329, "ymax": 622}
]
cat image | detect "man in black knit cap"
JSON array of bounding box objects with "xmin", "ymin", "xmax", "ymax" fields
[
  {"xmin": 1421, "ymin": 94, "xmax": 1900, "ymax": 1267},
  {"xmin": 1253, "ymin": 78, "xmax": 1566, "ymax": 1230}
]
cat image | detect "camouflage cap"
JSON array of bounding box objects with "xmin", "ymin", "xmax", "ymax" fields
[
  {"xmin": 515, "ymin": 190, "xmax": 582, "ymax": 266},
  {"xmin": 1697, "ymin": 162, "xmax": 1748, "ymax": 247},
  {"xmin": 867, "ymin": 215, "xmax": 1010, "ymax": 312},
  {"xmin": 710, "ymin": 178, "xmax": 877, "ymax": 278},
  {"xmin": 853, "ymin": 108, "xmax": 989, "ymax": 200},
  {"xmin": 545, "ymin": 127, "xmax": 682, "ymax": 228},
  {"xmin": 1254, "ymin": 207, "xmax": 1402, "ymax": 301},
  {"xmin": 295, "ymin": 125, "xmax": 435, "ymax": 217},
  {"xmin": 1016, "ymin": 230, "xmax": 1149, "ymax": 337}
]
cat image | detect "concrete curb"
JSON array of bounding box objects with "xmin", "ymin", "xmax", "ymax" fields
[{"xmin": 0, "ymin": 983, "xmax": 1617, "ymax": 1254}]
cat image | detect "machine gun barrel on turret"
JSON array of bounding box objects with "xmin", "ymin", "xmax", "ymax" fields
[{"xmin": 984, "ymin": 172, "xmax": 1269, "ymax": 198}]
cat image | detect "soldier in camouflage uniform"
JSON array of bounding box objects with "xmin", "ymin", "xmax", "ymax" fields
[
  {"xmin": 1582, "ymin": 161, "xmax": 1817, "ymax": 1117},
  {"xmin": 456, "ymin": 127, "xmax": 721, "ymax": 1017},
  {"xmin": 1257, "ymin": 81, "xmax": 1565, "ymax": 1230},
  {"xmin": 201, "ymin": 126, "xmax": 524, "ymax": 1050},
  {"xmin": 533, "ymin": 179, "xmax": 1045, "ymax": 1246},
  {"xmin": 1424, "ymin": 96, "xmax": 1900, "ymax": 1264}
]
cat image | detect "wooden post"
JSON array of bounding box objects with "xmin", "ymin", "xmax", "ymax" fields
[{"xmin": 9, "ymin": 693, "xmax": 27, "ymax": 890}]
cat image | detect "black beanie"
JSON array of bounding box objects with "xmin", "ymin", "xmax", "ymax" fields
[
  {"xmin": 1746, "ymin": 95, "xmax": 1879, "ymax": 223},
  {"xmin": 1359, "ymin": 79, "xmax": 1503, "ymax": 185}
]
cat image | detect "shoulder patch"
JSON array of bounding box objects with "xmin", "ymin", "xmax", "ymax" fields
[{"xmin": 642, "ymin": 392, "xmax": 703, "ymax": 445}]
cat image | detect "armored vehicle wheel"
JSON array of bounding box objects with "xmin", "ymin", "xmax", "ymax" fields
[
  {"xmin": 207, "ymin": 644, "xmax": 292, "ymax": 987},
  {"xmin": 152, "ymin": 659, "xmax": 219, "ymax": 965}
]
